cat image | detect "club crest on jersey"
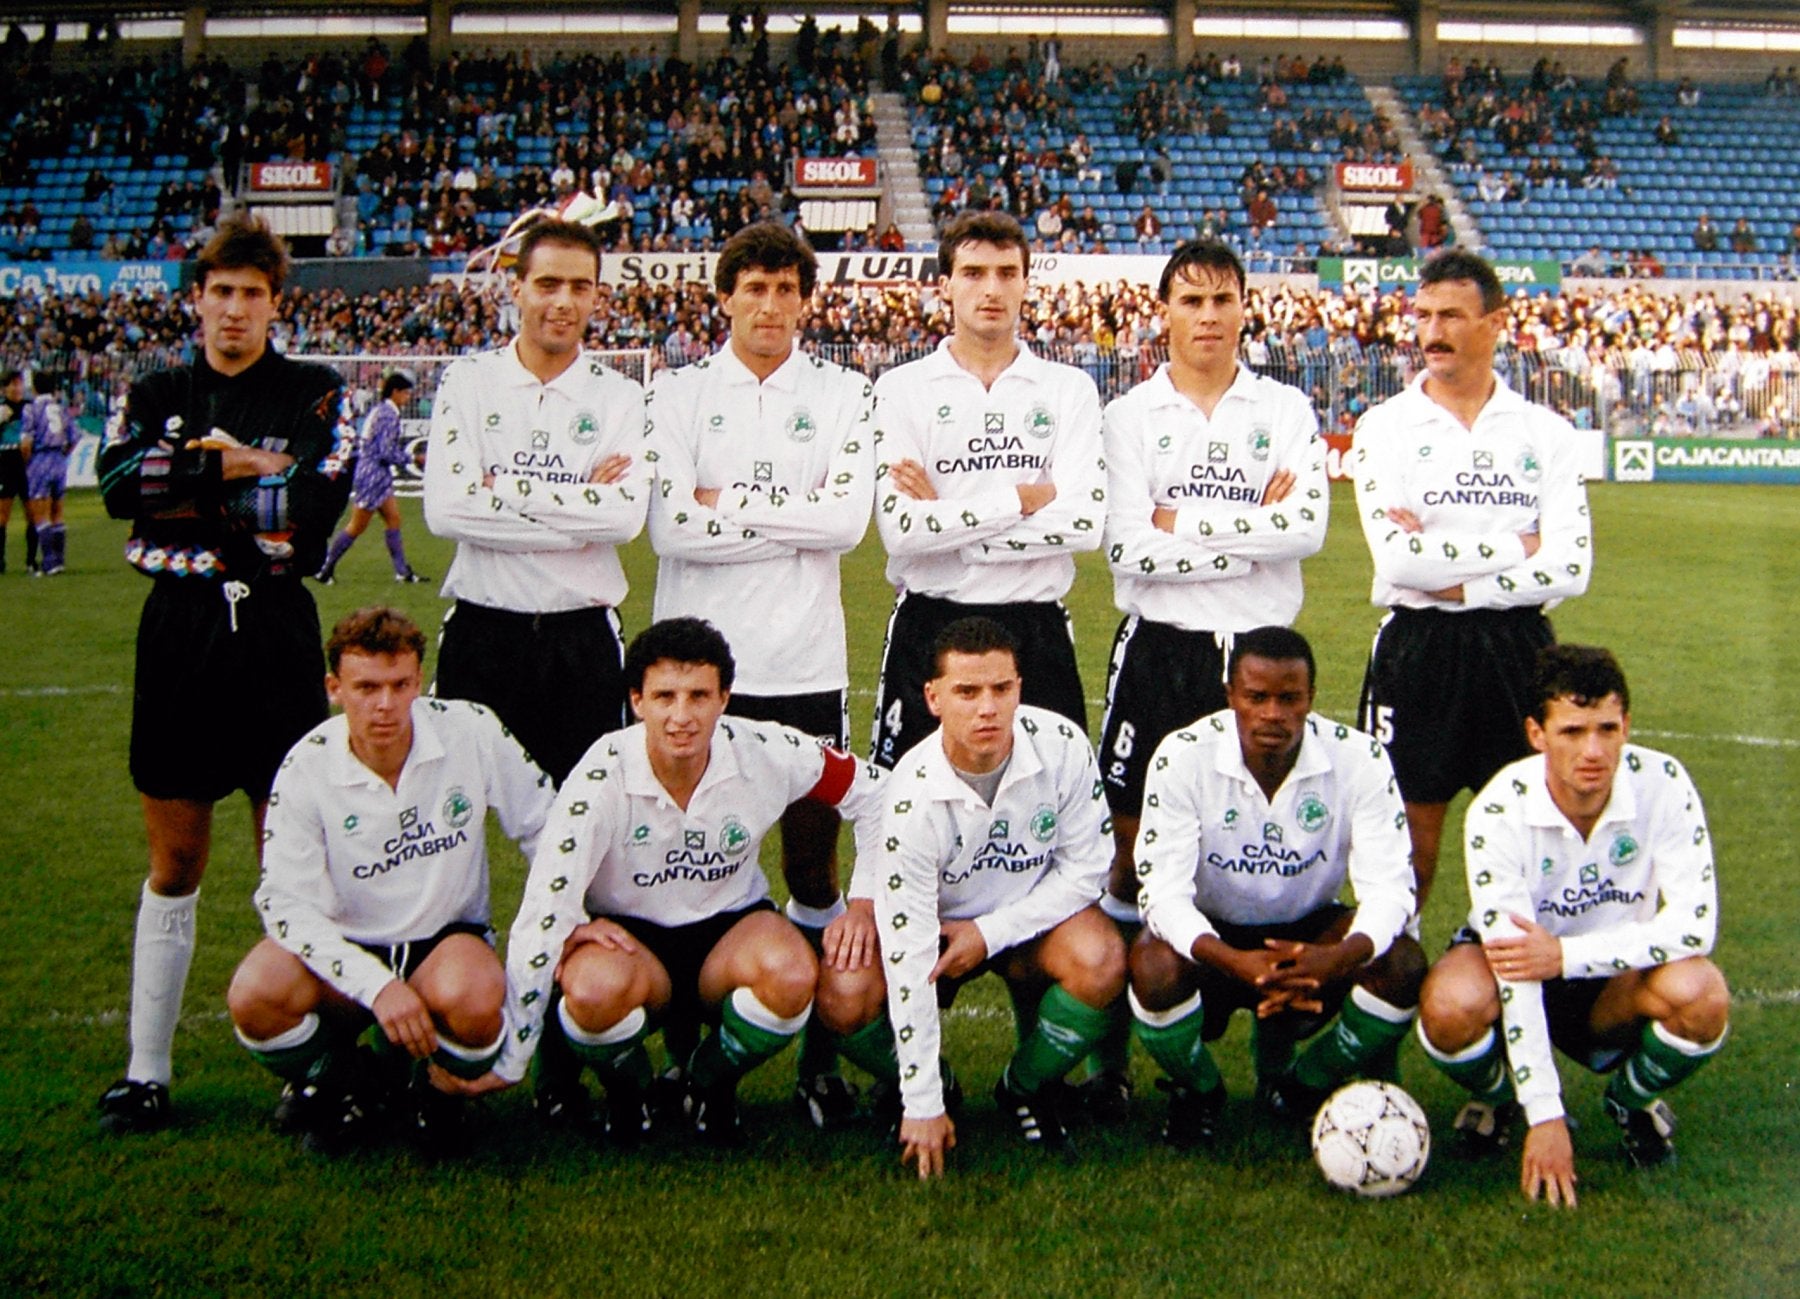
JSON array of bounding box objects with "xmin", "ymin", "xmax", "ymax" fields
[
  {"xmin": 1517, "ymin": 449, "xmax": 1542, "ymax": 482},
  {"xmin": 443, "ymin": 787, "xmax": 474, "ymax": 829},
  {"xmin": 1580, "ymin": 862, "xmax": 1601, "ymax": 885},
  {"xmin": 569, "ymin": 411, "xmax": 600, "ymax": 445},
  {"xmin": 1024, "ymin": 405, "xmax": 1055, "ymax": 439},
  {"xmin": 984, "ymin": 412, "xmax": 1005, "ymax": 435},
  {"xmin": 685, "ymin": 830, "xmax": 705, "ymax": 850},
  {"xmin": 1608, "ymin": 833, "xmax": 1639, "ymax": 867},
  {"xmin": 1031, "ymin": 805, "xmax": 1057, "ymax": 843},
  {"xmin": 1248, "ymin": 426, "xmax": 1272, "ymax": 461},
  {"xmin": 1296, "ymin": 794, "xmax": 1329, "ymax": 833},
  {"xmin": 786, "ymin": 408, "xmax": 817, "ymax": 443},
  {"xmin": 1473, "ymin": 449, "xmax": 1494, "ymax": 470},
  {"xmin": 1208, "ymin": 441, "xmax": 1229, "ymax": 463},
  {"xmin": 721, "ymin": 817, "xmax": 750, "ymax": 854}
]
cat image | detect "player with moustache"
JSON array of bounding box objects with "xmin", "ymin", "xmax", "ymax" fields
[
  {"xmin": 1417, "ymin": 645, "xmax": 1728, "ymax": 1206},
  {"xmin": 869, "ymin": 209, "xmax": 1105, "ymax": 772},
  {"xmin": 1130, "ymin": 627, "xmax": 1422, "ymax": 1146},
  {"xmin": 424, "ymin": 218, "xmax": 650, "ymax": 787},
  {"xmin": 94, "ymin": 216, "xmax": 356, "ymax": 1133},
  {"xmin": 646, "ymin": 221, "xmax": 876, "ymax": 1126},
  {"xmin": 1085, "ymin": 239, "xmax": 1329, "ymax": 1115},
  {"xmin": 1353, "ymin": 249, "xmax": 1592, "ymax": 915}
]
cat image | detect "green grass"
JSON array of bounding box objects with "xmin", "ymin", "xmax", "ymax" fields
[{"xmin": 2, "ymin": 480, "xmax": 1797, "ymax": 1297}]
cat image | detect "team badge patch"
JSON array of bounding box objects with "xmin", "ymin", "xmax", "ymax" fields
[
  {"xmin": 1025, "ymin": 404, "xmax": 1055, "ymax": 439},
  {"xmin": 1296, "ymin": 794, "xmax": 1329, "ymax": 833},
  {"xmin": 1031, "ymin": 805, "xmax": 1057, "ymax": 843},
  {"xmin": 721, "ymin": 817, "xmax": 750, "ymax": 854},
  {"xmin": 1249, "ymin": 426, "xmax": 1272, "ymax": 461},
  {"xmin": 444, "ymin": 788, "xmax": 474, "ymax": 829},
  {"xmin": 569, "ymin": 411, "xmax": 600, "ymax": 445},
  {"xmin": 786, "ymin": 408, "xmax": 817, "ymax": 443},
  {"xmin": 1608, "ymin": 833, "xmax": 1639, "ymax": 867},
  {"xmin": 1517, "ymin": 449, "xmax": 1542, "ymax": 483}
]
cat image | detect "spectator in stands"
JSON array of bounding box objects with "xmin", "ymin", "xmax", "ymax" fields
[
  {"xmin": 1476, "ymin": 169, "xmax": 1508, "ymax": 204},
  {"xmin": 1676, "ymin": 78, "xmax": 1701, "ymax": 108},
  {"xmin": 1693, "ymin": 214, "xmax": 1720, "ymax": 253},
  {"xmin": 1207, "ymin": 104, "xmax": 1231, "ymax": 138},
  {"xmin": 878, "ymin": 223, "xmax": 906, "ymax": 252},
  {"xmin": 1133, "ymin": 202, "xmax": 1162, "ymax": 250},
  {"xmin": 1417, "ymin": 195, "xmax": 1447, "ymax": 250},
  {"xmin": 1653, "ymin": 116, "xmax": 1679, "ymax": 148},
  {"xmin": 1246, "ymin": 188, "xmax": 1278, "ymax": 234},
  {"xmin": 1572, "ymin": 246, "xmax": 1607, "ymax": 277},
  {"xmin": 1731, "ymin": 219, "xmax": 1758, "ymax": 255}
]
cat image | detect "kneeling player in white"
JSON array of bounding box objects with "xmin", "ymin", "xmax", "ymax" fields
[
  {"xmin": 447, "ymin": 617, "xmax": 883, "ymax": 1146},
  {"xmin": 834, "ymin": 617, "xmax": 1122, "ymax": 1176},
  {"xmin": 1417, "ymin": 645, "xmax": 1729, "ymax": 1206},
  {"xmin": 1131, "ymin": 626, "xmax": 1421, "ymax": 1147},
  {"xmin": 227, "ymin": 608, "xmax": 554, "ymax": 1151}
]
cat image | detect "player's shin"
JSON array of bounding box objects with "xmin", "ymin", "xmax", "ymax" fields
[
  {"xmin": 1007, "ymin": 984, "xmax": 1112, "ymax": 1095},
  {"xmin": 126, "ymin": 883, "xmax": 198, "ymax": 1085},
  {"xmin": 432, "ymin": 1024, "xmax": 506, "ymax": 1080},
  {"xmin": 835, "ymin": 1012, "xmax": 900, "ymax": 1084},
  {"xmin": 1418, "ymin": 1022, "xmax": 1515, "ymax": 1104},
  {"xmin": 235, "ymin": 1011, "xmax": 332, "ymax": 1082},
  {"xmin": 1293, "ymin": 986, "xmax": 1416, "ymax": 1091},
  {"xmin": 1604, "ymin": 1020, "xmax": 1726, "ymax": 1111},
  {"xmin": 558, "ymin": 1000, "xmax": 655, "ymax": 1091},
  {"xmin": 687, "ymin": 988, "xmax": 810, "ymax": 1087},
  {"xmin": 788, "ymin": 895, "xmax": 847, "ymax": 1080},
  {"xmin": 1130, "ymin": 989, "xmax": 1223, "ymax": 1095}
]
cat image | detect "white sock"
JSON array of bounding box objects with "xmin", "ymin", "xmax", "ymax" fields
[
  {"xmin": 126, "ymin": 883, "xmax": 199, "ymax": 1085},
  {"xmin": 729, "ymin": 986, "xmax": 812, "ymax": 1036},
  {"xmin": 784, "ymin": 894, "xmax": 846, "ymax": 930},
  {"xmin": 1099, "ymin": 892, "xmax": 1141, "ymax": 924}
]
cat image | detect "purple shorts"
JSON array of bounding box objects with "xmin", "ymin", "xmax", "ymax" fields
[{"xmin": 25, "ymin": 451, "xmax": 67, "ymax": 501}]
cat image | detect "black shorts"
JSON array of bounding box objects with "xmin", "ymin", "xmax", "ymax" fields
[
  {"xmin": 1185, "ymin": 903, "xmax": 1354, "ymax": 1040},
  {"xmin": 870, "ymin": 590, "xmax": 1087, "ymax": 770},
  {"xmin": 350, "ymin": 920, "xmax": 493, "ymax": 982},
  {"xmin": 0, "ymin": 449, "xmax": 24, "ymax": 500},
  {"xmin": 130, "ymin": 578, "xmax": 328, "ymax": 803},
  {"xmin": 434, "ymin": 600, "xmax": 626, "ymax": 787},
  {"xmin": 1358, "ymin": 605, "xmax": 1553, "ymax": 805},
  {"xmin": 609, "ymin": 901, "xmax": 778, "ymax": 1027},
  {"xmin": 728, "ymin": 688, "xmax": 850, "ymax": 750},
  {"xmin": 1098, "ymin": 616, "xmax": 1231, "ymax": 817},
  {"xmin": 1447, "ymin": 927, "xmax": 1630, "ymax": 1072}
]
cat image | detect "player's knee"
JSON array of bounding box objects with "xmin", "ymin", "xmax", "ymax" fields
[
  {"xmin": 1655, "ymin": 957, "xmax": 1730, "ymax": 1041},
  {"xmin": 421, "ymin": 950, "xmax": 506, "ymax": 1045},
  {"xmin": 1418, "ymin": 960, "xmax": 1498, "ymax": 1048},
  {"xmin": 751, "ymin": 942, "xmax": 819, "ymax": 1019},
  {"xmin": 227, "ymin": 943, "xmax": 306, "ymax": 1036},
  {"xmin": 1061, "ymin": 931, "xmax": 1127, "ymax": 1007},
  {"xmin": 559, "ymin": 952, "xmax": 641, "ymax": 1029},
  {"xmin": 1362, "ymin": 935, "xmax": 1428, "ymax": 1008},
  {"xmin": 814, "ymin": 967, "xmax": 883, "ymax": 1034},
  {"xmin": 1128, "ymin": 934, "xmax": 1192, "ymax": 1011}
]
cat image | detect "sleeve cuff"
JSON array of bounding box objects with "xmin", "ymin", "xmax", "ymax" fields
[{"xmin": 1522, "ymin": 1094, "xmax": 1566, "ymax": 1126}]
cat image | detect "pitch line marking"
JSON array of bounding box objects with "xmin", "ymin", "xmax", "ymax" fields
[{"xmin": 1, "ymin": 684, "xmax": 128, "ymax": 698}]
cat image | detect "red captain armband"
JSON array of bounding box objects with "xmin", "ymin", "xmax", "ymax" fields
[{"xmin": 805, "ymin": 746, "xmax": 858, "ymax": 807}]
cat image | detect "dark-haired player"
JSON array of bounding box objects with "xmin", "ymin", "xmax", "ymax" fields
[
  {"xmin": 316, "ymin": 369, "xmax": 428, "ymax": 584},
  {"xmin": 95, "ymin": 216, "xmax": 356, "ymax": 1133},
  {"xmin": 645, "ymin": 220, "xmax": 875, "ymax": 1124},
  {"xmin": 1089, "ymin": 240, "xmax": 1328, "ymax": 1113},
  {"xmin": 1418, "ymin": 645, "xmax": 1728, "ymax": 1206},
  {"xmin": 1353, "ymin": 248, "xmax": 1593, "ymax": 912},
  {"xmin": 423, "ymin": 217, "xmax": 650, "ymax": 786},
  {"xmin": 448, "ymin": 618, "xmax": 885, "ymax": 1147},
  {"xmin": 227, "ymin": 607, "xmax": 553, "ymax": 1150},
  {"xmin": 1131, "ymin": 626, "xmax": 1421, "ymax": 1145}
]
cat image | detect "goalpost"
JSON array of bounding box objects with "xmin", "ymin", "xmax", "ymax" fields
[{"xmin": 291, "ymin": 349, "xmax": 657, "ymax": 497}]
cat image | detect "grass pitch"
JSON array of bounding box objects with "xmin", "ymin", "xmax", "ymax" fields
[{"xmin": 2, "ymin": 480, "xmax": 1796, "ymax": 1297}]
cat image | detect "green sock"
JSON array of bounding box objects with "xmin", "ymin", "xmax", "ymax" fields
[
  {"xmin": 1293, "ymin": 987, "xmax": 1415, "ymax": 1091},
  {"xmin": 1132, "ymin": 992, "xmax": 1223, "ymax": 1095},
  {"xmin": 237, "ymin": 1012, "xmax": 333, "ymax": 1083},
  {"xmin": 1087, "ymin": 917, "xmax": 1141, "ymax": 1077},
  {"xmin": 836, "ymin": 1014, "xmax": 899, "ymax": 1085},
  {"xmin": 1423, "ymin": 1025, "xmax": 1515, "ymax": 1104},
  {"xmin": 559, "ymin": 1003, "xmax": 655, "ymax": 1091},
  {"xmin": 1009, "ymin": 984, "xmax": 1112, "ymax": 1095},
  {"xmin": 432, "ymin": 1027, "xmax": 504, "ymax": 1080},
  {"xmin": 1605, "ymin": 1021, "xmax": 1724, "ymax": 1110},
  {"xmin": 687, "ymin": 989, "xmax": 807, "ymax": 1088}
]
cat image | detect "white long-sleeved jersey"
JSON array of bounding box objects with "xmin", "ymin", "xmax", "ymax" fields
[
  {"xmin": 1104, "ymin": 364, "xmax": 1327, "ymax": 631},
  {"xmin": 873, "ymin": 341, "xmax": 1105, "ymax": 604},
  {"xmin": 874, "ymin": 706, "xmax": 1111, "ymax": 1120},
  {"xmin": 1351, "ymin": 372, "xmax": 1592, "ymax": 612},
  {"xmin": 1136, "ymin": 711, "xmax": 1415, "ymax": 964},
  {"xmin": 646, "ymin": 345, "xmax": 874, "ymax": 694},
  {"xmin": 423, "ymin": 342, "xmax": 650, "ymax": 612},
  {"xmin": 253, "ymin": 698, "xmax": 555, "ymax": 1008},
  {"xmin": 1464, "ymin": 745, "xmax": 1717, "ymax": 1125},
  {"xmin": 496, "ymin": 720, "xmax": 886, "ymax": 1081}
]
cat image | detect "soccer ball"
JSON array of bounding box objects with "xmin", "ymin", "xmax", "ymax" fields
[{"xmin": 1310, "ymin": 1080, "xmax": 1431, "ymax": 1198}]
